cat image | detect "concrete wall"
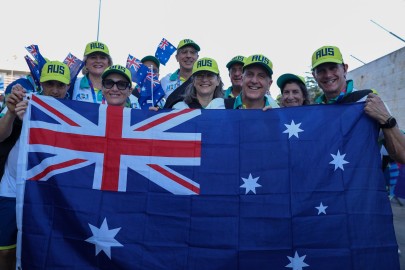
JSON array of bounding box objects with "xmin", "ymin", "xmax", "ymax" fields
[{"xmin": 347, "ymin": 46, "xmax": 405, "ymax": 128}]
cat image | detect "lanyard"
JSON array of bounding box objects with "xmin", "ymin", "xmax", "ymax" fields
[{"xmin": 88, "ymin": 77, "xmax": 98, "ymax": 103}]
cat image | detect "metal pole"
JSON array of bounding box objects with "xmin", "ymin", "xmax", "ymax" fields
[
  {"xmin": 97, "ymin": 0, "xmax": 102, "ymax": 41},
  {"xmin": 370, "ymin": 20, "xmax": 405, "ymax": 43},
  {"xmin": 350, "ymin": 55, "xmax": 366, "ymax": 65},
  {"xmin": 150, "ymin": 65, "xmax": 154, "ymax": 107}
]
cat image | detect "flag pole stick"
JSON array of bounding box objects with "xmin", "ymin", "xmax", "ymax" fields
[
  {"xmin": 350, "ymin": 55, "xmax": 366, "ymax": 65},
  {"xmin": 97, "ymin": 0, "xmax": 102, "ymax": 41},
  {"xmin": 150, "ymin": 65, "xmax": 154, "ymax": 107},
  {"xmin": 370, "ymin": 19, "xmax": 405, "ymax": 43}
]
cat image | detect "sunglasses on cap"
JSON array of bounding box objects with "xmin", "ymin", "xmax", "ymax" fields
[{"xmin": 102, "ymin": 79, "xmax": 130, "ymax": 90}]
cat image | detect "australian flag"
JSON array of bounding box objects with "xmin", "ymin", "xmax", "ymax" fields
[
  {"xmin": 63, "ymin": 53, "xmax": 84, "ymax": 99},
  {"xmin": 155, "ymin": 38, "xmax": 176, "ymax": 65},
  {"xmin": 138, "ymin": 70, "xmax": 165, "ymax": 109},
  {"xmin": 25, "ymin": 44, "xmax": 47, "ymax": 74},
  {"xmin": 16, "ymin": 98, "xmax": 400, "ymax": 270},
  {"xmin": 23, "ymin": 55, "xmax": 41, "ymax": 91},
  {"xmin": 126, "ymin": 54, "xmax": 148, "ymax": 86}
]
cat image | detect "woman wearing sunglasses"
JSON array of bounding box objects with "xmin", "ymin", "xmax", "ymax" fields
[
  {"xmin": 172, "ymin": 57, "xmax": 225, "ymax": 109},
  {"xmin": 101, "ymin": 65, "xmax": 138, "ymax": 108}
]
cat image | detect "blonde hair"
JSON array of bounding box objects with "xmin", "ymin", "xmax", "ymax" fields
[{"xmin": 82, "ymin": 53, "xmax": 113, "ymax": 75}]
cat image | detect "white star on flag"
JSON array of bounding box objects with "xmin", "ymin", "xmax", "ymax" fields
[
  {"xmin": 286, "ymin": 251, "xmax": 309, "ymax": 270},
  {"xmin": 86, "ymin": 218, "xmax": 123, "ymax": 259},
  {"xmin": 283, "ymin": 120, "xmax": 304, "ymax": 138},
  {"xmin": 329, "ymin": 150, "xmax": 349, "ymax": 171},
  {"xmin": 315, "ymin": 202, "xmax": 328, "ymax": 215},
  {"xmin": 240, "ymin": 173, "xmax": 261, "ymax": 194}
]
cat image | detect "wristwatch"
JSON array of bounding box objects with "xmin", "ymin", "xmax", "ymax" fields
[{"xmin": 380, "ymin": 116, "xmax": 397, "ymax": 129}]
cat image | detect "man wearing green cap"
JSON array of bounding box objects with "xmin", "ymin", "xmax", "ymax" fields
[
  {"xmin": 225, "ymin": 54, "xmax": 279, "ymax": 109},
  {"xmin": 224, "ymin": 56, "xmax": 245, "ymax": 99},
  {"xmin": 161, "ymin": 39, "xmax": 200, "ymax": 100},
  {"xmin": 0, "ymin": 60, "xmax": 71, "ymax": 270},
  {"xmin": 73, "ymin": 41, "xmax": 113, "ymax": 103},
  {"xmin": 311, "ymin": 45, "xmax": 405, "ymax": 163}
]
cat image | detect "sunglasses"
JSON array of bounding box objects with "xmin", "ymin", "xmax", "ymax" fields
[
  {"xmin": 102, "ymin": 79, "xmax": 130, "ymax": 90},
  {"xmin": 194, "ymin": 72, "xmax": 217, "ymax": 80}
]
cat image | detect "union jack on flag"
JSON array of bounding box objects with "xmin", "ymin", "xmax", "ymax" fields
[
  {"xmin": 126, "ymin": 54, "xmax": 147, "ymax": 85},
  {"xmin": 64, "ymin": 53, "xmax": 78, "ymax": 67},
  {"xmin": 24, "ymin": 95, "xmax": 202, "ymax": 194},
  {"xmin": 63, "ymin": 53, "xmax": 84, "ymax": 81},
  {"xmin": 126, "ymin": 54, "xmax": 141, "ymax": 72},
  {"xmin": 63, "ymin": 53, "xmax": 84, "ymax": 99},
  {"xmin": 146, "ymin": 70, "xmax": 160, "ymax": 88},
  {"xmin": 25, "ymin": 44, "xmax": 39, "ymax": 60},
  {"xmin": 158, "ymin": 38, "xmax": 170, "ymax": 50}
]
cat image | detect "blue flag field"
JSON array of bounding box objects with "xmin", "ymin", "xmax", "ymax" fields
[{"xmin": 15, "ymin": 96, "xmax": 399, "ymax": 269}]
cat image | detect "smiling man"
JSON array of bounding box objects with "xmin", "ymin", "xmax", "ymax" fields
[
  {"xmin": 224, "ymin": 55, "xmax": 245, "ymax": 99},
  {"xmin": 226, "ymin": 54, "xmax": 279, "ymax": 109},
  {"xmin": 160, "ymin": 39, "xmax": 200, "ymax": 100},
  {"xmin": 0, "ymin": 60, "xmax": 71, "ymax": 270},
  {"xmin": 312, "ymin": 45, "xmax": 405, "ymax": 163}
]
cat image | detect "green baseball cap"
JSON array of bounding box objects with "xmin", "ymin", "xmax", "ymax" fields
[
  {"xmin": 177, "ymin": 39, "xmax": 200, "ymax": 51},
  {"xmin": 141, "ymin": 55, "xmax": 160, "ymax": 69},
  {"xmin": 84, "ymin": 41, "xmax": 110, "ymax": 56},
  {"xmin": 226, "ymin": 55, "xmax": 245, "ymax": 70},
  {"xmin": 192, "ymin": 57, "xmax": 219, "ymax": 75},
  {"xmin": 243, "ymin": 54, "xmax": 273, "ymax": 76},
  {"xmin": 102, "ymin": 65, "xmax": 132, "ymax": 83},
  {"xmin": 277, "ymin": 73, "xmax": 306, "ymax": 90},
  {"xmin": 311, "ymin": 45, "xmax": 343, "ymax": 69},
  {"xmin": 40, "ymin": 61, "xmax": 71, "ymax": 84}
]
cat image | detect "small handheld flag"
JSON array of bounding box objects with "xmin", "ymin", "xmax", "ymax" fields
[{"xmin": 154, "ymin": 38, "xmax": 176, "ymax": 65}]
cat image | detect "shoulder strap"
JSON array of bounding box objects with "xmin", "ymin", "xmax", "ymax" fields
[
  {"xmin": 224, "ymin": 98, "xmax": 236, "ymax": 109},
  {"xmin": 163, "ymin": 78, "xmax": 192, "ymax": 109},
  {"xmin": 337, "ymin": 89, "xmax": 373, "ymax": 104}
]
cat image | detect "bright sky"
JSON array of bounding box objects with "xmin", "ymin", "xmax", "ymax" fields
[{"xmin": 1, "ymin": 0, "xmax": 405, "ymax": 98}]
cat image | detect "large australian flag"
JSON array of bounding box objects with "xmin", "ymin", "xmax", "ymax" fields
[{"xmin": 16, "ymin": 97, "xmax": 399, "ymax": 269}]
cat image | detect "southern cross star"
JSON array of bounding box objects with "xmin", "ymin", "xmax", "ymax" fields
[
  {"xmin": 86, "ymin": 218, "xmax": 123, "ymax": 259},
  {"xmin": 286, "ymin": 251, "xmax": 309, "ymax": 270},
  {"xmin": 315, "ymin": 202, "xmax": 328, "ymax": 215},
  {"xmin": 240, "ymin": 173, "xmax": 261, "ymax": 194},
  {"xmin": 283, "ymin": 120, "xmax": 304, "ymax": 138},
  {"xmin": 329, "ymin": 150, "xmax": 349, "ymax": 171}
]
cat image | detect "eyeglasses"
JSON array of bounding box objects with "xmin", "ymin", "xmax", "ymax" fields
[
  {"xmin": 194, "ymin": 72, "xmax": 217, "ymax": 80},
  {"xmin": 102, "ymin": 79, "xmax": 130, "ymax": 90}
]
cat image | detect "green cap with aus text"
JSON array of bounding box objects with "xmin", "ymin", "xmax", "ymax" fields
[
  {"xmin": 192, "ymin": 57, "xmax": 219, "ymax": 75},
  {"xmin": 84, "ymin": 41, "xmax": 110, "ymax": 56},
  {"xmin": 311, "ymin": 46, "xmax": 343, "ymax": 69},
  {"xmin": 226, "ymin": 55, "xmax": 245, "ymax": 69},
  {"xmin": 40, "ymin": 61, "xmax": 70, "ymax": 84},
  {"xmin": 243, "ymin": 54, "xmax": 273, "ymax": 76},
  {"xmin": 177, "ymin": 39, "xmax": 200, "ymax": 51},
  {"xmin": 102, "ymin": 65, "xmax": 132, "ymax": 83}
]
